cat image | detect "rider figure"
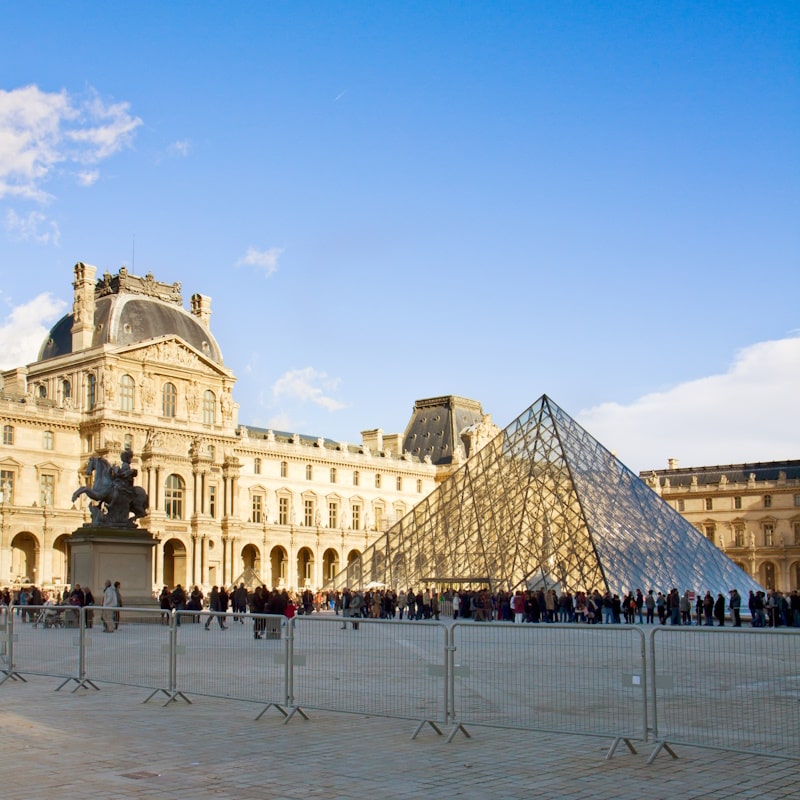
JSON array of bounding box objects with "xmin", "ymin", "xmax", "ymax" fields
[{"xmin": 109, "ymin": 448, "xmax": 137, "ymax": 519}]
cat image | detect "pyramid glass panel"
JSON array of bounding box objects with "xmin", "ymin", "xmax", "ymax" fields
[{"xmin": 333, "ymin": 396, "xmax": 763, "ymax": 599}]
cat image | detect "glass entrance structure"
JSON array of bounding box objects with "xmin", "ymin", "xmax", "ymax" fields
[{"xmin": 331, "ymin": 395, "xmax": 763, "ymax": 598}]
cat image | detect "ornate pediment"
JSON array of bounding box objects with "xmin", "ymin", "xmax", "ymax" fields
[{"xmin": 118, "ymin": 337, "xmax": 228, "ymax": 377}]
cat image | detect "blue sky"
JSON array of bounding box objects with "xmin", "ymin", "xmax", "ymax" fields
[{"xmin": 1, "ymin": 1, "xmax": 798, "ymax": 472}]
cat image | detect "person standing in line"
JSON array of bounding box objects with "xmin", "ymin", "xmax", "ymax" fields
[
  {"xmin": 101, "ymin": 579, "xmax": 118, "ymax": 633},
  {"xmin": 729, "ymin": 588, "xmax": 742, "ymax": 627},
  {"xmin": 204, "ymin": 586, "xmax": 226, "ymax": 629},
  {"xmin": 714, "ymin": 593, "xmax": 726, "ymax": 626},
  {"xmin": 83, "ymin": 586, "xmax": 95, "ymax": 628},
  {"xmin": 113, "ymin": 581, "xmax": 123, "ymax": 629},
  {"xmin": 645, "ymin": 590, "xmax": 655, "ymax": 624}
]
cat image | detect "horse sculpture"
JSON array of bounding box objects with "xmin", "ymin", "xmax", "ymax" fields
[{"xmin": 72, "ymin": 453, "xmax": 149, "ymax": 527}]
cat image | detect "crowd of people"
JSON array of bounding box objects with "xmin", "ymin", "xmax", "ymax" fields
[{"xmin": 4, "ymin": 583, "xmax": 800, "ymax": 630}]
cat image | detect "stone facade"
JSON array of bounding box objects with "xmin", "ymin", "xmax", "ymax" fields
[
  {"xmin": 0, "ymin": 264, "xmax": 499, "ymax": 596},
  {"xmin": 642, "ymin": 459, "xmax": 800, "ymax": 591}
]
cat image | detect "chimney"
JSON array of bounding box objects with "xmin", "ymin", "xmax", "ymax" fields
[
  {"xmin": 668, "ymin": 458, "xmax": 679, "ymax": 470},
  {"xmin": 71, "ymin": 262, "xmax": 97, "ymax": 352},
  {"xmin": 190, "ymin": 293, "xmax": 212, "ymax": 326}
]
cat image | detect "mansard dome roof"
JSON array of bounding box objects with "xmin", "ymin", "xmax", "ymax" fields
[{"xmin": 38, "ymin": 268, "xmax": 224, "ymax": 364}]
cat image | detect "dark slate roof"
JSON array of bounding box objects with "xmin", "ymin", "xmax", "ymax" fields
[
  {"xmin": 402, "ymin": 395, "xmax": 485, "ymax": 465},
  {"xmin": 38, "ymin": 294, "xmax": 223, "ymax": 364},
  {"xmin": 640, "ymin": 460, "xmax": 800, "ymax": 487}
]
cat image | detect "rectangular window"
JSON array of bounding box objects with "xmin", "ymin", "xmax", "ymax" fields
[
  {"xmin": 374, "ymin": 506, "xmax": 384, "ymax": 530},
  {"xmin": 396, "ymin": 476, "xmax": 402, "ymax": 491},
  {"xmin": 704, "ymin": 497, "xmax": 713, "ymax": 511},
  {"xmin": 735, "ymin": 527, "xmax": 745, "ymax": 547},
  {"xmin": 279, "ymin": 496, "xmax": 289, "ymax": 525},
  {"xmin": 0, "ymin": 470, "xmax": 14, "ymax": 504},
  {"xmin": 305, "ymin": 464, "xmax": 312, "ymax": 481},
  {"xmin": 304, "ymin": 499, "xmax": 314, "ymax": 527},
  {"xmin": 677, "ymin": 499, "xmax": 685, "ymax": 512},
  {"xmin": 417, "ymin": 479, "xmax": 423, "ymax": 494},
  {"xmin": 251, "ymin": 494, "xmax": 263, "ymax": 524},
  {"xmin": 353, "ymin": 470, "xmax": 360, "ymax": 487},
  {"xmin": 254, "ymin": 458, "xmax": 261, "ymax": 475},
  {"xmin": 280, "ymin": 461, "xmax": 288, "ymax": 478},
  {"xmin": 704, "ymin": 524, "xmax": 716, "ymax": 542},
  {"xmin": 734, "ymin": 496, "xmax": 742, "ymax": 510},
  {"xmin": 764, "ymin": 524, "xmax": 774, "ymax": 546},
  {"xmin": 351, "ymin": 503, "xmax": 361, "ymax": 530},
  {"xmin": 764, "ymin": 495, "xmax": 772, "ymax": 509},
  {"xmin": 40, "ymin": 474, "xmax": 55, "ymax": 507},
  {"xmin": 794, "ymin": 493, "xmax": 800, "ymax": 508},
  {"xmin": 2, "ymin": 425, "xmax": 13, "ymax": 445},
  {"xmin": 43, "ymin": 430, "xmax": 54, "ymax": 450},
  {"xmin": 375, "ymin": 473, "xmax": 381, "ymax": 489},
  {"xmin": 330, "ymin": 467, "xmax": 337, "ymax": 483},
  {"xmin": 209, "ymin": 485, "xmax": 217, "ymax": 518},
  {"xmin": 328, "ymin": 501, "xmax": 338, "ymax": 528}
]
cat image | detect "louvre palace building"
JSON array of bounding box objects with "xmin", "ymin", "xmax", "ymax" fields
[
  {"xmin": 0, "ymin": 263, "xmax": 499, "ymax": 595},
  {"xmin": 1, "ymin": 263, "xmax": 796, "ymax": 598}
]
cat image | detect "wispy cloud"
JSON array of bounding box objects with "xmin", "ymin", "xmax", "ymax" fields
[
  {"xmin": 0, "ymin": 293, "xmax": 68, "ymax": 369},
  {"xmin": 4, "ymin": 209, "xmax": 60, "ymax": 245},
  {"xmin": 272, "ymin": 367, "xmax": 347, "ymax": 412},
  {"xmin": 168, "ymin": 139, "xmax": 191, "ymax": 158},
  {"xmin": 577, "ymin": 334, "xmax": 800, "ymax": 473},
  {"xmin": 0, "ymin": 84, "xmax": 141, "ymax": 202},
  {"xmin": 236, "ymin": 246, "xmax": 284, "ymax": 276}
]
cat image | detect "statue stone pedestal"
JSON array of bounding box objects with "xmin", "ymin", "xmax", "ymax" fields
[{"xmin": 70, "ymin": 525, "xmax": 158, "ymax": 607}]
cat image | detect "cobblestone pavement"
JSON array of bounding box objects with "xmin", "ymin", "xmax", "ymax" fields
[{"xmin": 1, "ymin": 676, "xmax": 798, "ymax": 800}]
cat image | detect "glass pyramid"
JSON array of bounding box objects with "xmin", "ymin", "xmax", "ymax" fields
[{"xmin": 333, "ymin": 395, "xmax": 763, "ymax": 598}]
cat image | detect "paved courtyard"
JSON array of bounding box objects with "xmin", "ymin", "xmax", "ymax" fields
[{"xmin": 2, "ymin": 665, "xmax": 798, "ymax": 800}]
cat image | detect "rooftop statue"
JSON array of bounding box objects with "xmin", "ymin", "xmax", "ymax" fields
[{"xmin": 72, "ymin": 449, "xmax": 149, "ymax": 527}]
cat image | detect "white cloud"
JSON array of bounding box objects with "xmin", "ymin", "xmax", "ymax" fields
[
  {"xmin": 168, "ymin": 139, "xmax": 192, "ymax": 157},
  {"xmin": 0, "ymin": 293, "xmax": 68, "ymax": 369},
  {"xmin": 577, "ymin": 334, "xmax": 800, "ymax": 473},
  {"xmin": 0, "ymin": 84, "xmax": 141, "ymax": 201},
  {"xmin": 5, "ymin": 209, "xmax": 60, "ymax": 245},
  {"xmin": 236, "ymin": 246, "xmax": 284, "ymax": 276},
  {"xmin": 77, "ymin": 170, "xmax": 99, "ymax": 187},
  {"xmin": 272, "ymin": 367, "xmax": 347, "ymax": 412}
]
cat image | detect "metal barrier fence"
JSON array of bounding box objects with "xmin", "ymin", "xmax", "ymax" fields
[
  {"xmin": 649, "ymin": 626, "xmax": 800, "ymax": 762},
  {"xmin": 451, "ymin": 622, "xmax": 648, "ymax": 754},
  {"xmin": 290, "ymin": 616, "xmax": 449, "ymax": 733},
  {"xmin": 2, "ymin": 604, "xmax": 800, "ymax": 763},
  {"xmin": 173, "ymin": 611, "xmax": 290, "ymax": 716}
]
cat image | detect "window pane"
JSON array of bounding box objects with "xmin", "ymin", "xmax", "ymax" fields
[{"xmin": 162, "ymin": 383, "xmax": 177, "ymax": 417}]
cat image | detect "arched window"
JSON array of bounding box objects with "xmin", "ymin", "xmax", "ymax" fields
[
  {"xmin": 119, "ymin": 374, "xmax": 135, "ymax": 411},
  {"xmin": 162, "ymin": 382, "xmax": 177, "ymax": 417},
  {"xmin": 203, "ymin": 390, "xmax": 216, "ymax": 425},
  {"xmin": 86, "ymin": 374, "xmax": 96, "ymax": 410},
  {"xmin": 164, "ymin": 474, "xmax": 185, "ymax": 520}
]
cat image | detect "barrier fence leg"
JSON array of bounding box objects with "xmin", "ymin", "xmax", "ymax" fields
[
  {"xmin": 411, "ymin": 719, "xmax": 444, "ymax": 740},
  {"xmin": 443, "ymin": 632, "xmax": 470, "ymax": 743},
  {"xmin": 605, "ymin": 737, "xmax": 638, "ymax": 760},
  {"xmin": 646, "ymin": 740, "xmax": 679, "ymax": 764}
]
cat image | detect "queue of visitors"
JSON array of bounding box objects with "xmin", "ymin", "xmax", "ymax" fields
[{"xmin": 4, "ymin": 584, "xmax": 799, "ymax": 629}]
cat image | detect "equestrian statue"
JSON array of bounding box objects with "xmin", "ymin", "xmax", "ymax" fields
[{"xmin": 72, "ymin": 449, "xmax": 149, "ymax": 527}]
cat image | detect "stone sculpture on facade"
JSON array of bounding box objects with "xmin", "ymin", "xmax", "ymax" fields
[{"xmin": 72, "ymin": 449, "xmax": 149, "ymax": 527}]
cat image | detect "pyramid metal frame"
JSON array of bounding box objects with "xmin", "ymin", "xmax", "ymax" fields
[{"xmin": 331, "ymin": 395, "xmax": 763, "ymax": 598}]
